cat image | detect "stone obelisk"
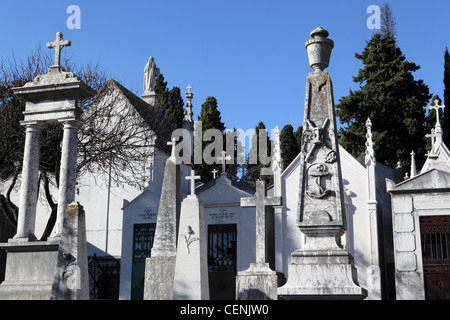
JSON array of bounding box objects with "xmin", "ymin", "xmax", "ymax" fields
[
  {"xmin": 278, "ymin": 27, "xmax": 367, "ymax": 299},
  {"xmin": 143, "ymin": 138, "xmax": 181, "ymax": 300}
]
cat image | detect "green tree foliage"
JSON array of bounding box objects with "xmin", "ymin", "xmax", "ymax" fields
[
  {"xmin": 336, "ymin": 31, "xmax": 431, "ymax": 170},
  {"xmin": 280, "ymin": 124, "xmax": 299, "ymax": 169},
  {"xmin": 443, "ymin": 48, "xmax": 450, "ymax": 145},
  {"xmin": 194, "ymin": 96, "xmax": 226, "ymax": 182},
  {"xmin": 245, "ymin": 121, "xmax": 271, "ymax": 187},
  {"xmin": 154, "ymin": 73, "xmax": 184, "ymax": 129}
]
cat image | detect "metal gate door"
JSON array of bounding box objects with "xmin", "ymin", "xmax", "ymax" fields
[
  {"xmin": 420, "ymin": 215, "xmax": 450, "ymax": 300},
  {"xmin": 208, "ymin": 224, "xmax": 237, "ymax": 300}
]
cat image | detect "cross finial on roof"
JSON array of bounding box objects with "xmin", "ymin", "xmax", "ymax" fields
[
  {"xmin": 212, "ymin": 169, "xmax": 218, "ymax": 179},
  {"xmin": 429, "ymin": 99, "xmax": 445, "ymax": 128},
  {"xmin": 185, "ymin": 169, "xmax": 201, "ymax": 196},
  {"xmin": 46, "ymin": 32, "xmax": 71, "ymax": 68},
  {"xmin": 216, "ymin": 150, "xmax": 231, "ymax": 176}
]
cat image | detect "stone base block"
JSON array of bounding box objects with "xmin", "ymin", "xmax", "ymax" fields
[
  {"xmin": 144, "ymin": 255, "xmax": 176, "ymax": 300},
  {"xmin": 0, "ymin": 241, "xmax": 59, "ymax": 300},
  {"xmin": 236, "ymin": 263, "xmax": 278, "ymax": 300},
  {"xmin": 278, "ymin": 249, "xmax": 367, "ymax": 300}
]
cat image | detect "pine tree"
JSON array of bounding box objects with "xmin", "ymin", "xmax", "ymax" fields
[
  {"xmin": 336, "ymin": 28, "xmax": 431, "ymax": 170},
  {"xmin": 443, "ymin": 47, "xmax": 450, "ymax": 145},
  {"xmin": 280, "ymin": 124, "xmax": 299, "ymax": 169},
  {"xmin": 194, "ymin": 96, "xmax": 226, "ymax": 182}
]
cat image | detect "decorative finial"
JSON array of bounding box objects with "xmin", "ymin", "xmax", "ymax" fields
[
  {"xmin": 365, "ymin": 118, "xmax": 375, "ymax": 165},
  {"xmin": 305, "ymin": 27, "xmax": 334, "ymax": 71},
  {"xmin": 184, "ymin": 84, "xmax": 194, "ymax": 122},
  {"xmin": 410, "ymin": 150, "xmax": 417, "ymax": 178}
]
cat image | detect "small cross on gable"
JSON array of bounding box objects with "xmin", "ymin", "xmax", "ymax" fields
[{"xmin": 46, "ymin": 32, "xmax": 71, "ymax": 68}]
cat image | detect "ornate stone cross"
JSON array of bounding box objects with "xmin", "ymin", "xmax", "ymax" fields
[
  {"xmin": 241, "ymin": 180, "xmax": 282, "ymax": 264},
  {"xmin": 429, "ymin": 99, "xmax": 445, "ymax": 128},
  {"xmin": 46, "ymin": 32, "xmax": 71, "ymax": 68},
  {"xmin": 185, "ymin": 169, "xmax": 201, "ymax": 196},
  {"xmin": 216, "ymin": 150, "xmax": 231, "ymax": 176}
]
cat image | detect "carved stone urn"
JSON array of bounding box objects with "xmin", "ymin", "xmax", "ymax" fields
[{"xmin": 305, "ymin": 27, "xmax": 334, "ymax": 71}]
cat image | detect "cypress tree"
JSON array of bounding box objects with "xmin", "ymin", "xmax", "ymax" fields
[
  {"xmin": 443, "ymin": 48, "xmax": 450, "ymax": 145},
  {"xmin": 194, "ymin": 96, "xmax": 226, "ymax": 182},
  {"xmin": 336, "ymin": 32, "xmax": 431, "ymax": 170},
  {"xmin": 245, "ymin": 121, "xmax": 271, "ymax": 187},
  {"xmin": 280, "ymin": 124, "xmax": 299, "ymax": 169},
  {"xmin": 154, "ymin": 73, "xmax": 184, "ymax": 128}
]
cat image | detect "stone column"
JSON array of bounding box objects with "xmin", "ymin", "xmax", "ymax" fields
[
  {"xmin": 55, "ymin": 120, "xmax": 82, "ymax": 238},
  {"xmin": 14, "ymin": 123, "xmax": 42, "ymax": 241}
]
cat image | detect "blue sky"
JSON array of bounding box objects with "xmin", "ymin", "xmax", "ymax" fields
[{"xmin": 1, "ymin": 1, "xmax": 450, "ymax": 137}]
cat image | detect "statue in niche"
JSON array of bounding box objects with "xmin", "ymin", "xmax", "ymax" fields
[{"xmin": 144, "ymin": 56, "xmax": 160, "ymax": 93}]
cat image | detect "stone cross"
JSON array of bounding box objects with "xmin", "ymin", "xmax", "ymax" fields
[
  {"xmin": 241, "ymin": 180, "xmax": 282, "ymax": 264},
  {"xmin": 186, "ymin": 85, "xmax": 193, "ymax": 94},
  {"xmin": 46, "ymin": 32, "xmax": 71, "ymax": 67},
  {"xmin": 168, "ymin": 137, "xmax": 179, "ymax": 159},
  {"xmin": 216, "ymin": 151, "xmax": 231, "ymax": 176},
  {"xmin": 429, "ymin": 99, "xmax": 445, "ymax": 128},
  {"xmin": 212, "ymin": 169, "xmax": 218, "ymax": 179},
  {"xmin": 185, "ymin": 169, "xmax": 201, "ymax": 196}
]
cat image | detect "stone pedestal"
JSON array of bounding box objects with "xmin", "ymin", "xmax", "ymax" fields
[
  {"xmin": 278, "ymin": 244, "xmax": 366, "ymax": 300},
  {"xmin": 141, "ymin": 91, "xmax": 158, "ymax": 106},
  {"xmin": 173, "ymin": 195, "xmax": 209, "ymax": 300},
  {"xmin": 236, "ymin": 263, "xmax": 277, "ymax": 300},
  {"xmin": 0, "ymin": 241, "xmax": 59, "ymax": 300}
]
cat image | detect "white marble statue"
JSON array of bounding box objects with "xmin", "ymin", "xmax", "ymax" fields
[{"xmin": 144, "ymin": 57, "xmax": 160, "ymax": 93}]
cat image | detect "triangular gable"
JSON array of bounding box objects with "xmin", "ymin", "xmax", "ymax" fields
[
  {"xmin": 122, "ymin": 188, "xmax": 161, "ymax": 210},
  {"xmin": 197, "ymin": 177, "xmax": 253, "ymax": 205},
  {"xmin": 421, "ymin": 142, "xmax": 450, "ymax": 174}
]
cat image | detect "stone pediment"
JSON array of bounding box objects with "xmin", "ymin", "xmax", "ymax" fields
[{"xmin": 387, "ymin": 169, "xmax": 450, "ymax": 194}]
